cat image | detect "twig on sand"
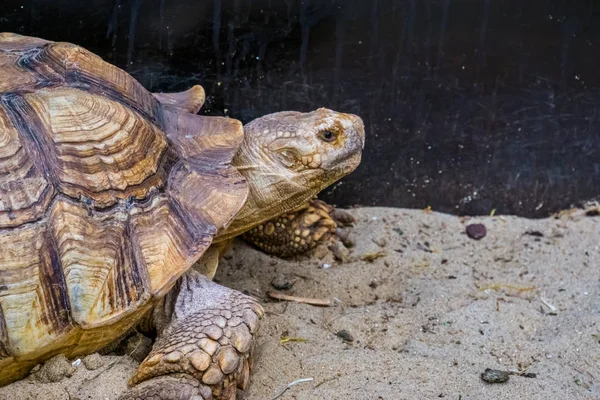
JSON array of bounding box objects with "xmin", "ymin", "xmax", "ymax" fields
[
  {"xmin": 540, "ymin": 294, "xmax": 557, "ymax": 313},
  {"xmin": 360, "ymin": 251, "xmax": 387, "ymax": 262},
  {"xmin": 332, "ymin": 297, "xmax": 346, "ymax": 312},
  {"xmin": 315, "ymin": 373, "xmax": 341, "ymax": 388},
  {"xmin": 280, "ymin": 336, "xmax": 309, "ymax": 344},
  {"xmin": 74, "ymin": 356, "xmax": 125, "ymax": 391},
  {"xmin": 478, "ymin": 283, "xmax": 536, "ymax": 293},
  {"xmin": 323, "ymin": 310, "xmax": 365, "ymax": 329},
  {"xmin": 270, "ymin": 377, "xmax": 314, "ymax": 400},
  {"xmin": 507, "ymin": 365, "xmax": 537, "ymax": 378},
  {"xmin": 267, "ymin": 291, "xmax": 332, "ymax": 307}
]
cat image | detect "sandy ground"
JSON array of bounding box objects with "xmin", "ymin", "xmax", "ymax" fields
[{"xmin": 1, "ymin": 206, "xmax": 599, "ymax": 400}]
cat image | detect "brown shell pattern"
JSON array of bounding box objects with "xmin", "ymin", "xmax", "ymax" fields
[{"xmin": 0, "ymin": 32, "xmax": 248, "ymax": 381}]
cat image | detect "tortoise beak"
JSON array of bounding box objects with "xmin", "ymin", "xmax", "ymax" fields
[
  {"xmin": 323, "ymin": 113, "xmax": 364, "ymax": 182},
  {"xmin": 347, "ymin": 113, "xmax": 365, "ymax": 150},
  {"xmin": 356, "ymin": 117, "xmax": 366, "ymax": 150}
]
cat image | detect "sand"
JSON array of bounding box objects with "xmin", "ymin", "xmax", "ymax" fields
[{"xmin": 1, "ymin": 206, "xmax": 598, "ymax": 400}]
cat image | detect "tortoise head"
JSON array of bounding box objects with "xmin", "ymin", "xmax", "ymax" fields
[
  {"xmin": 237, "ymin": 108, "xmax": 364, "ymax": 190},
  {"xmin": 221, "ymin": 108, "xmax": 364, "ymax": 239}
]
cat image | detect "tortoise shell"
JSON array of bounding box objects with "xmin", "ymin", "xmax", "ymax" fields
[{"xmin": 0, "ymin": 33, "xmax": 248, "ymax": 384}]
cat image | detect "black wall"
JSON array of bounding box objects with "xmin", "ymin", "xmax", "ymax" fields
[{"xmin": 1, "ymin": 0, "xmax": 599, "ymax": 217}]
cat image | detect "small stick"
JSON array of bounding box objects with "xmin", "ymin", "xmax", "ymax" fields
[
  {"xmin": 324, "ymin": 310, "xmax": 364, "ymax": 328},
  {"xmin": 270, "ymin": 377, "xmax": 314, "ymax": 400},
  {"xmin": 478, "ymin": 284, "xmax": 536, "ymax": 293},
  {"xmin": 315, "ymin": 374, "xmax": 341, "ymax": 388},
  {"xmin": 280, "ymin": 336, "xmax": 309, "ymax": 344},
  {"xmin": 540, "ymin": 295, "xmax": 557, "ymax": 313},
  {"xmin": 267, "ymin": 291, "xmax": 332, "ymax": 307}
]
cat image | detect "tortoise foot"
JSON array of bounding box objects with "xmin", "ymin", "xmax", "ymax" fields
[
  {"xmin": 122, "ymin": 272, "xmax": 263, "ymax": 400},
  {"xmin": 242, "ymin": 198, "xmax": 355, "ymax": 258},
  {"xmin": 119, "ymin": 374, "xmax": 214, "ymax": 400}
]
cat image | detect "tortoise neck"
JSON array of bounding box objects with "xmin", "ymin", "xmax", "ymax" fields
[{"xmin": 214, "ymin": 130, "xmax": 322, "ymax": 242}]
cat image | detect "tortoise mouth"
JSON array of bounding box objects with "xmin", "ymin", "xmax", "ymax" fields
[
  {"xmin": 342, "ymin": 152, "xmax": 362, "ymax": 174},
  {"xmin": 324, "ymin": 151, "xmax": 362, "ymax": 184},
  {"xmin": 275, "ymin": 148, "xmax": 302, "ymax": 169}
]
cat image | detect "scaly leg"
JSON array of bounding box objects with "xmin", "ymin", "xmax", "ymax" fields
[
  {"xmin": 241, "ymin": 199, "xmax": 355, "ymax": 258},
  {"xmin": 192, "ymin": 240, "xmax": 233, "ymax": 280},
  {"xmin": 120, "ymin": 270, "xmax": 263, "ymax": 400}
]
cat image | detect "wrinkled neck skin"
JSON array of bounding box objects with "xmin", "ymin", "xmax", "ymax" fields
[{"xmin": 214, "ymin": 133, "xmax": 324, "ymax": 242}]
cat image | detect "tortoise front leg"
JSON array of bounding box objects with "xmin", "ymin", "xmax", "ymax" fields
[
  {"xmin": 120, "ymin": 270, "xmax": 263, "ymax": 400},
  {"xmin": 241, "ymin": 199, "xmax": 355, "ymax": 258}
]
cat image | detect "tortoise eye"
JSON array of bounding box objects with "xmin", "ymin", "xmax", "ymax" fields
[{"xmin": 319, "ymin": 130, "xmax": 336, "ymax": 142}]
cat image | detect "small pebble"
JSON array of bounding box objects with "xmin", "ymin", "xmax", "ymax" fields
[
  {"xmin": 466, "ymin": 223, "xmax": 487, "ymax": 240},
  {"xmin": 481, "ymin": 368, "xmax": 510, "ymax": 383},
  {"xmin": 270, "ymin": 274, "xmax": 295, "ymax": 291},
  {"xmin": 586, "ymin": 208, "xmax": 600, "ymax": 216},
  {"xmin": 524, "ymin": 230, "xmax": 544, "ymax": 237},
  {"xmin": 335, "ymin": 330, "xmax": 354, "ymax": 343},
  {"xmin": 32, "ymin": 354, "xmax": 76, "ymax": 383},
  {"xmin": 82, "ymin": 353, "xmax": 105, "ymax": 370},
  {"xmin": 124, "ymin": 333, "xmax": 153, "ymax": 363},
  {"xmin": 389, "ymin": 294, "xmax": 403, "ymax": 303},
  {"xmin": 331, "ymin": 209, "xmax": 356, "ymax": 225},
  {"xmin": 372, "ymin": 237, "xmax": 387, "ymax": 247}
]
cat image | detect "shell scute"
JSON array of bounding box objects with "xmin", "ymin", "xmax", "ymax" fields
[
  {"xmin": 0, "ymin": 104, "xmax": 55, "ymax": 228},
  {"xmin": 22, "ymin": 88, "xmax": 168, "ymax": 207},
  {"xmin": 48, "ymin": 198, "xmax": 148, "ymax": 327},
  {"xmin": 0, "ymin": 221, "xmax": 73, "ymax": 357},
  {"xmin": 37, "ymin": 41, "xmax": 160, "ymax": 120}
]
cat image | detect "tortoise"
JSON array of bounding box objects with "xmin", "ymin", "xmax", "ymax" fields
[{"xmin": 0, "ymin": 33, "xmax": 364, "ymax": 399}]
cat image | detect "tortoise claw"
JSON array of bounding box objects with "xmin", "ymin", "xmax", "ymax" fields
[
  {"xmin": 330, "ymin": 208, "xmax": 356, "ymax": 226},
  {"xmin": 119, "ymin": 374, "xmax": 214, "ymax": 400}
]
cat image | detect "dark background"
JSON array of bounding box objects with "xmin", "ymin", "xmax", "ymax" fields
[{"xmin": 1, "ymin": 0, "xmax": 599, "ymax": 217}]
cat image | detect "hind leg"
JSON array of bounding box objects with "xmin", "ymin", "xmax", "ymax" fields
[
  {"xmin": 120, "ymin": 270, "xmax": 263, "ymax": 400},
  {"xmin": 242, "ymin": 198, "xmax": 355, "ymax": 258}
]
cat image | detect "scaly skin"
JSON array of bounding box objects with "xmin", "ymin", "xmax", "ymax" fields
[
  {"xmin": 120, "ymin": 271, "xmax": 262, "ymax": 400},
  {"xmin": 121, "ymin": 99, "xmax": 364, "ymax": 400},
  {"xmin": 241, "ymin": 198, "xmax": 356, "ymax": 258}
]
